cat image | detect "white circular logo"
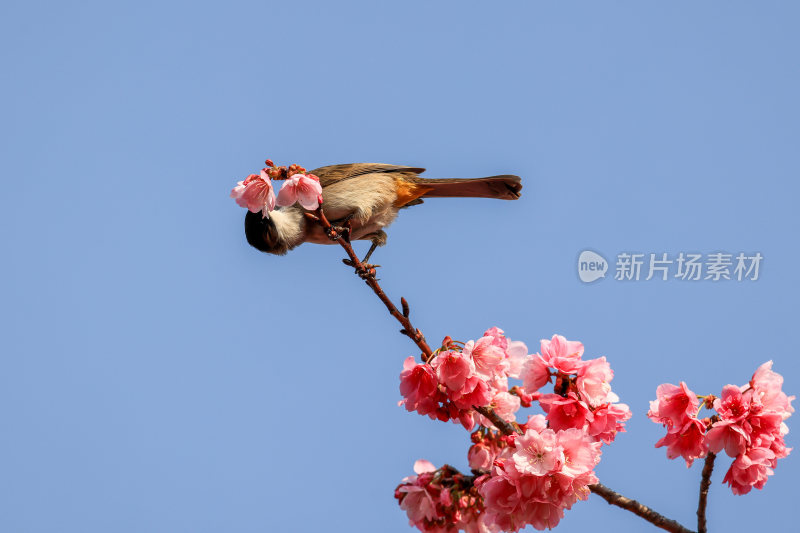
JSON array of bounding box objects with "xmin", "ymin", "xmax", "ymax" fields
[{"xmin": 578, "ymin": 250, "xmax": 608, "ymax": 283}]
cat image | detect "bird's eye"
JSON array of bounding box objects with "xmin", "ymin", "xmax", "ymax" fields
[{"xmin": 262, "ymin": 218, "xmax": 280, "ymax": 250}]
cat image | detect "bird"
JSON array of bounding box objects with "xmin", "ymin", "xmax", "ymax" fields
[{"xmin": 244, "ymin": 163, "xmax": 522, "ymax": 262}]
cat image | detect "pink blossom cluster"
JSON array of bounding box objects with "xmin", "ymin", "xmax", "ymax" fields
[
  {"xmin": 648, "ymin": 361, "xmax": 794, "ymax": 495},
  {"xmin": 230, "ymin": 159, "xmax": 323, "ymax": 217},
  {"xmin": 395, "ymin": 460, "xmax": 488, "ymax": 533},
  {"xmin": 397, "ymin": 418, "xmax": 604, "ymax": 533},
  {"xmin": 399, "ymin": 328, "xmax": 528, "ymax": 431},
  {"xmin": 477, "ymin": 419, "xmax": 603, "ymax": 531},
  {"xmin": 467, "ymin": 425, "xmax": 516, "ymax": 472},
  {"xmin": 398, "ymin": 332, "xmax": 631, "ymax": 532},
  {"xmin": 400, "ymin": 331, "xmax": 631, "ymax": 445},
  {"xmin": 520, "ymin": 335, "xmax": 632, "ymax": 445}
]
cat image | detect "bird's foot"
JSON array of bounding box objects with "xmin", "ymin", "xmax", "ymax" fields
[
  {"xmin": 329, "ymin": 214, "xmax": 355, "ymax": 243},
  {"xmin": 325, "ymin": 225, "xmax": 342, "ymax": 241},
  {"xmin": 342, "ymin": 258, "xmax": 381, "ymax": 279}
]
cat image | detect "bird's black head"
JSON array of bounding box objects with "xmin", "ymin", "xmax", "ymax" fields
[{"xmin": 244, "ymin": 210, "xmax": 286, "ymax": 255}]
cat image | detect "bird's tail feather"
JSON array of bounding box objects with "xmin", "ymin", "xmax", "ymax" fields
[{"xmin": 411, "ymin": 175, "xmax": 522, "ymax": 200}]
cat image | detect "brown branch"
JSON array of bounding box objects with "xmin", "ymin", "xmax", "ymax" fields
[
  {"xmin": 473, "ymin": 405, "xmax": 522, "ymax": 436},
  {"xmin": 310, "ymin": 207, "xmax": 694, "ymax": 533},
  {"xmin": 306, "ymin": 207, "xmax": 433, "ymax": 360},
  {"xmin": 590, "ymin": 483, "xmax": 695, "ymax": 533},
  {"xmin": 697, "ymin": 452, "xmax": 716, "ymax": 533}
]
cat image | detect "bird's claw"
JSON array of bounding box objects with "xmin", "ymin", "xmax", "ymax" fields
[
  {"xmin": 326, "ymin": 225, "xmax": 343, "ymax": 241},
  {"xmin": 342, "ymin": 259, "xmax": 380, "ymax": 279},
  {"xmin": 333, "ymin": 214, "xmax": 355, "ymax": 243}
]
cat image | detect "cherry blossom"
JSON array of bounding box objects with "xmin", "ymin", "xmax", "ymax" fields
[
  {"xmin": 519, "ymin": 354, "xmax": 550, "ymax": 394},
  {"xmin": 654, "ymin": 417, "xmax": 708, "ymax": 467},
  {"xmin": 276, "ymin": 173, "xmax": 323, "ymax": 210},
  {"xmin": 479, "ymin": 426, "xmax": 601, "ymax": 531},
  {"xmin": 576, "ymin": 357, "xmax": 617, "ymax": 407},
  {"xmin": 230, "ymin": 170, "xmax": 276, "ymax": 217},
  {"xmin": 538, "ymin": 335, "xmax": 585, "ymax": 374},
  {"xmin": 649, "ymin": 362, "xmax": 793, "ymax": 495},
  {"xmin": 647, "ymin": 382, "xmax": 699, "ymax": 432}
]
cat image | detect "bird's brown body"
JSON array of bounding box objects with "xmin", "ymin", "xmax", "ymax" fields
[{"xmin": 245, "ymin": 163, "xmax": 522, "ymax": 255}]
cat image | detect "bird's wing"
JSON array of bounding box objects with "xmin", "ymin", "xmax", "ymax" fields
[{"xmin": 309, "ymin": 163, "xmax": 426, "ymax": 188}]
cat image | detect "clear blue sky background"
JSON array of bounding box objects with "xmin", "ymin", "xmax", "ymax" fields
[{"xmin": 2, "ymin": 1, "xmax": 798, "ymax": 532}]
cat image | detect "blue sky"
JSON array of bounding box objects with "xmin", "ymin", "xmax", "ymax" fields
[{"xmin": 1, "ymin": 1, "xmax": 798, "ymax": 532}]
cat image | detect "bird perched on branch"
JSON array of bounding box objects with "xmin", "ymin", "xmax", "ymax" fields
[{"xmin": 244, "ymin": 163, "xmax": 522, "ymax": 262}]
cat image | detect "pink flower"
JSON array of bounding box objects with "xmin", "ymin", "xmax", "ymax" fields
[
  {"xmin": 748, "ymin": 410, "xmax": 784, "ymax": 440},
  {"xmin": 485, "ymin": 374, "xmax": 510, "ymax": 397},
  {"xmin": 750, "ymin": 361, "xmax": 795, "ymax": 418},
  {"xmin": 230, "ymin": 170, "xmax": 276, "ymax": 216},
  {"xmin": 438, "ymin": 488, "xmax": 453, "ymax": 507},
  {"xmin": 414, "ymin": 459, "xmax": 436, "ymax": 474},
  {"xmin": 654, "ymin": 417, "xmax": 708, "ymax": 467},
  {"xmin": 769, "ymin": 434, "xmax": 791, "ymax": 462},
  {"xmin": 586, "ymin": 403, "xmax": 632, "ymax": 444},
  {"xmin": 468, "ymin": 443, "xmax": 496, "ymax": 471},
  {"xmin": 722, "ymin": 447, "xmax": 776, "ymax": 495},
  {"xmin": 480, "ymin": 327, "xmax": 530, "ymax": 379},
  {"xmin": 276, "ymin": 173, "xmax": 323, "ymax": 210},
  {"xmin": 521, "ymin": 414, "xmax": 548, "ymax": 433},
  {"xmin": 557, "ymin": 428, "xmax": 602, "ymax": 478},
  {"xmin": 576, "ymin": 357, "xmax": 617, "ymax": 407},
  {"xmin": 713, "ymin": 385, "xmax": 751, "ymax": 423},
  {"xmin": 512, "ymin": 428, "xmax": 563, "ymax": 475},
  {"xmin": 706, "ymin": 419, "xmax": 750, "ymax": 458},
  {"xmin": 431, "ymin": 350, "xmax": 475, "ymax": 392},
  {"xmin": 479, "ymin": 475, "xmax": 520, "ymax": 531},
  {"xmin": 539, "ymin": 393, "xmax": 592, "ymax": 431},
  {"xmin": 505, "ymin": 340, "xmax": 529, "ymax": 379},
  {"xmin": 464, "ymin": 336, "xmax": 507, "ymax": 379},
  {"xmin": 492, "ymin": 391, "xmax": 521, "ymax": 423},
  {"xmin": 482, "ymin": 326, "xmax": 508, "ymax": 352},
  {"xmin": 460, "ymin": 514, "xmax": 492, "ymax": 533},
  {"xmin": 398, "ymin": 484, "xmax": 438, "ymax": 523},
  {"xmin": 648, "ymin": 382, "xmax": 699, "ymax": 432},
  {"xmin": 457, "ymin": 410, "xmax": 477, "ymax": 431},
  {"xmin": 518, "ymin": 502, "xmax": 563, "ymax": 531},
  {"xmin": 520, "ymin": 354, "xmax": 550, "ymax": 394},
  {"xmin": 451, "ymin": 376, "xmax": 492, "ymax": 411},
  {"xmin": 539, "ymin": 335, "xmax": 585, "ymax": 374},
  {"xmin": 399, "ymin": 356, "xmax": 438, "ymax": 415},
  {"xmin": 397, "ymin": 461, "xmax": 486, "ymax": 533},
  {"xmin": 479, "ymin": 426, "xmax": 601, "ymax": 532}
]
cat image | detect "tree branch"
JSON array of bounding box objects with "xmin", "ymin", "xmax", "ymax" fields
[
  {"xmin": 306, "ymin": 206, "xmax": 433, "ymax": 360},
  {"xmin": 590, "ymin": 483, "xmax": 694, "ymax": 533},
  {"xmin": 473, "ymin": 405, "xmax": 522, "ymax": 436},
  {"xmin": 697, "ymin": 452, "xmax": 716, "ymax": 533}
]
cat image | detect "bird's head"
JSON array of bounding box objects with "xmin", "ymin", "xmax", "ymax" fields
[
  {"xmin": 243, "ymin": 208, "xmax": 303, "ymax": 255},
  {"xmin": 244, "ymin": 210, "xmax": 288, "ymax": 255}
]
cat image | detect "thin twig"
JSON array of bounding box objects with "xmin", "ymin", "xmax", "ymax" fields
[
  {"xmin": 697, "ymin": 452, "xmax": 716, "ymax": 533},
  {"xmin": 307, "ymin": 206, "xmax": 433, "ymax": 360}
]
